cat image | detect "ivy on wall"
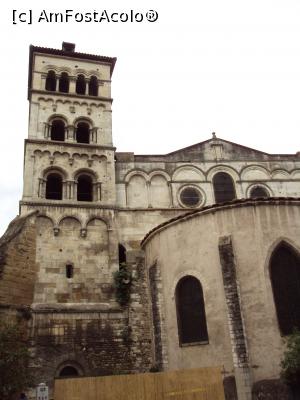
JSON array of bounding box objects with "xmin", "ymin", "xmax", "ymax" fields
[{"xmin": 114, "ymin": 263, "xmax": 132, "ymax": 306}]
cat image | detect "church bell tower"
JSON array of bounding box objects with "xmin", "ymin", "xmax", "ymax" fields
[{"xmin": 21, "ymin": 42, "xmax": 119, "ymax": 306}]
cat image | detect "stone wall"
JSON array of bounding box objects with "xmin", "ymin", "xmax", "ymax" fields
[{"xmin": 0, "ymin": 211, "xmax": 37, "ymax": 306}]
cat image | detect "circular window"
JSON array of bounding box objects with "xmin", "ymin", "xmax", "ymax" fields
[{"xmin": 179, "ymin": 187, "xmax": 202, "ymax": 207}]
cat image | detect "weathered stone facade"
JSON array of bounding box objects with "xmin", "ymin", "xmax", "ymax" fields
[{"xmin": 0, "ymin": 43, "xmax": 300, "ymax": 399}]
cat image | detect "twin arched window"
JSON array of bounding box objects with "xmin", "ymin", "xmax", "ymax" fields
[
  {"xmin": 175, "ymin": 276, "xmax": 208, "ymax": 345},
  {"xmin": 270, "ymin": 243, "xmax": 300, "ymax": 335},
  {"xmin": 45, "ymin": 172, "xmax": 94, "ymax": 202},
  {"xmin": 48, "ymin": 118, "xmax": 91, "ymax": 144},
  {"xmin": 45, "ymin": 71, "xmax": 98, "ymax": 96}
]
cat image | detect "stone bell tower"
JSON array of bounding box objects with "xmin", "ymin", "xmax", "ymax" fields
[
  {"xmin": 22, "ymin": 42, "xmax": 116, "ymax": 210},
  {"xmin": 13, "ymin": 43, "xmax": 152, "ymax": 394},
  {"xmin": 20, "ymin": 42, "xmax": 120, "ymax": 306}
]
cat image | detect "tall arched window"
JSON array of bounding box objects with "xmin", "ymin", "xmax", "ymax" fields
[
  {"xmin": 50, "ymin": 120, "xmax": 65, "ymax": 141},
  {"xmin": 76, "ymin": 74, "xmax": 86, "ymax": 95},
  {"xmin": 46, "ymin": 173, "xmax": 63, "ymax": 200},
  {"xmin": 250, "ymin": 186, "xmax": 269, "ymax": 199},
  {"xmin": 77, "ymin": 175, "xmax": 93, "ymax": 201},
  {"xmin": 59, "ymin": 72, "xmax": 69, "ymax": 93},
  {"xmin": 45, "ymin": 70, "xmax": 56, "ymax": 91},
  {"xmin": 76, "ymin": 122, "xmax": 90, "ymax": 144},
  {"xmin": 88, "ymin": 76, "xmax": 98, "ymax": 96},
  {"xmin": 175, "ymin": 276, "xmax": 208, "ymax": 345},
  {"xmin": 270, "ymin": 243, "xmax": 300, "ymax": 335},
  {"xmin": 213, "ymin": 172, "xmax": 236, "ymax": 203}
]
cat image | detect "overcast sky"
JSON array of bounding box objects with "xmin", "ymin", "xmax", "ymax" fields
[{"xmin": 0, "ymin": 0, "xmax": 300, "ymax": 235}]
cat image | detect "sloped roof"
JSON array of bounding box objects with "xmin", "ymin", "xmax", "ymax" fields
[
  {"xmin": 141, "ymin": 197, "xmax": 300, "ymax": 247},
  {"xmin": 28, "ymin": 44, "xmax": 117, "ymax": 98}
]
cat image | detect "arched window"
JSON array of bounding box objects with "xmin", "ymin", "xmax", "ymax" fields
[
  {"xmin": 175, "ymin": 276, "xmax": 208, "ymax": 345},
  {"xmin": 59, "ymin": 366, "xmax": 79, "ymax": 378},
  {"xmin": 46, "ymin": 173, "xmax": 63, "ymax": 200},
  {"xmin": 59, "ymin": 72, "xmax": 69, "ymax": 93},
  {"xmin": 76, "ymin": 74, "xmax": 86, "ymax": 95},
  {"xmin": 50, "ymin": 120, "xmax": 65, "ymax": 141},
  {"xmin": 270, "ymin": 243, "xmax": 300, "ymax": 335},
  {"xmin": 213, "ymin": 172, "xmax": 236, "ymax": 203},
  {"xmin": 250, "ymin": 186, "xmax": 269, "ymax": 199},
  {"xmin": 119, "ymin": 244, "xmax": 126, "ymax": 265},
  {"xmin": 77, "ymin": 175, "xmax": 93, "ymax": 201},
  {"xmin": 45, "ymin": 70, "xmax": 56, "ymax": 91},
  {"xmin": 76, "ymin": 122, "xmax": 90, "ymax": 144},
  {"xmin": 88, "ymin": 76, "xmax": 98, "ymax": 96}
]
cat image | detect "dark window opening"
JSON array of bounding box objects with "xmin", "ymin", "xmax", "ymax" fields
[
  {"xmin": 76, "ymin": 122, "xmax": 90, "ymax": 144},
  {"xmin": 45, "ymin": 70, "xmax": 56, "ymax": 91},
  {"xmin": 213, "ymin": 172, "xmax": 236, "ymax": 203},
  {"xmin": 175, "ymin": 276, "xmax": 208, "ymax": 345},
  {"xmin": 66, "ymin": 264, "xmax": 73, "ymax": 279},
  {"xmin": 50, "ymin": 120, "xmax": 65, "ymax": 141},
  {"xmin": 76, "ymin": 74, "xmax": 86, "ymax": 95},
  {"xmin": 77, "ymin": 175, "xmax": 93, "ymax": 202},
  {"xmin": 88, "ymin": 76, "xmax": 98, "ymax": 96},
  {"xmin": 119, "ymin": 244, "xmax": 127, "ymax": 265},
  {"xmin": 180, "ymin": 187, "xmax": 201, "ymax": 207},
  {"xmin": 59, "ymin": 366, "xmax": 79, "ymax": 378},
  {"xmin": 59, "ymin": 72, "xmax": 69, "ymax": 93},
  {"xmin": 270, "ymin": 243, "xmax": 300, "ymax": 335},
  {"xmin": 250, "ymin": 186, "xmax": 269, "ymax": 198},
  {"xmin": 46, "ymin": 173, "xmax": 63, "ymax": 200}
]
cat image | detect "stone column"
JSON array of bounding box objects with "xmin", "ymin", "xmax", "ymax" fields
[
  {"xmin": 168, "ymin": 182, "xmax": 174, "ymax": 207},
  {"xmin": 69, "ymin": 77, "xmax": 76, "ymax": 94},
  {"xmin": 146, "ymin": 181, "xmax": 152, "ymax": 208},
  {"xmin": 218, "ymin": 235, "xmax": 252, "ymax": 400}
]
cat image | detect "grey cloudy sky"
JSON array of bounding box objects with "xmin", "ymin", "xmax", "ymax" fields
[{"xmin": 0, "ymin": 0, "xmax": 300, "ymax": 235}]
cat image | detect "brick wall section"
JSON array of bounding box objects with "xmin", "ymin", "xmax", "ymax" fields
[
  {"xmin": 218, "ymin": 235, "xmax": 252, "ymax": 400},
  {"xmin": 127, "ymin": 250, "xmax": 153, "ymax": 372},
  {"xmin": 0, "ymin": 211, "xmax": 38, "ymax": 306},
  {"xmin": 149, "ymin": 263, "xmax": 163, "ymax": 369}
]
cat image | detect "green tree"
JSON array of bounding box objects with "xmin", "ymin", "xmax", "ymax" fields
[
  {"xmin": 0, "ymin": 321, "xmax": 32, "ymax": 400},
  {"xmin": 280, "ymin": 329, "xmax": 300, "ymax": 387}
]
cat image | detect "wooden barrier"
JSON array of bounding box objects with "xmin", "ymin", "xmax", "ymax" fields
[{"xmin": 54, "ymin": 367, "xmax": 225, "ymax": 400}]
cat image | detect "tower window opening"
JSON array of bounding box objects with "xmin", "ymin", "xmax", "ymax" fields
[
  {"xmin": 45, "ymin": 70, "xmax": 56, "ymax": 91},
  {"xmin": 119, "ymin": 244, "xmax": 127, "ymax": 265},
  {"xmin": 59, "ymin": 72, "xmax": 69, "ymax": 93},
  {"xmin": 76, "ymin": 122, "xmax": 90, "ymax": 144},
  {"xmin": 50, "ymin": 120, "xmax": 65, "ymax": 141},
  {"xmin": 66, "ymin": 264, "xmax": 74, "ymax": 279},
  {"xmin": 88, "ymin": 76, "xmax": 98, "ymax": 96},
  {"xmin": 76, "ymin": 74, "xmax": 86, "ymax": 95},
  {"xmin": 77, "ymin": 175, "xmax": 93, "ymax": 202},
  {"xmin": 46, "ymin": 173, "xmax": 63, "ymax": 200},
  {"xmin": 213, "ymin": 172, "xmax": 236, "ymax": 203}
]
